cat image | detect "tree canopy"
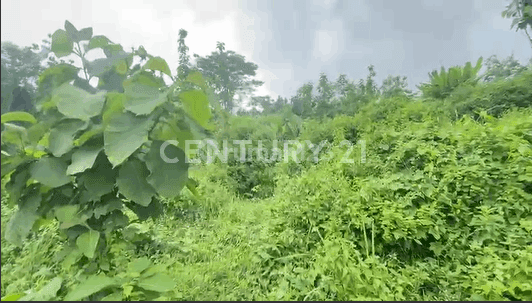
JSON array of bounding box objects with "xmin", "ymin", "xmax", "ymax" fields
[{"xmin": 193, "ymin": 42, "xmax": 263, "ymax": 112}]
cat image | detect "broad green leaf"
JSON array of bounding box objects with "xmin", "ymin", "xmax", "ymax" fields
[
  {"xmin": 19, "ymin": 277, "xmax": 62, "ymax": 301},
  {"xmin": 102, "ymin": 93, "xmax": 125, "ymax": 127},
  {"xmin": 87, "ymin": 56, "xmax": 128, "ymax": 77},
  {"xmin": 77, "ymin": 153, "xmax": 116, "ymax": 199},
  {"xmin": 64, "ymin": 275, "xmax": 117, "ymax": 301},
  {"xmin": 51, "ymin": 29, "xmax": 73, "ymax": 57},
  {"xmin": 104, "ymin": 112, "xmax": 152, "ymax": 167},
  {"xmin": 123, "ymin": 74, "xmax": 167, "ymax": 115},
  {"xmin": 4, "ymin": 164, "xmax": 31, "ymax": 205},
  {"xmin": 88, "ymin": 35, "xmax": 111, "ymax": 50},
  {"xmin": 64, "ymin": 20, "xmax": 79, "ymax": 42},
  {"xmin": 123, "ymin": 285, "xmax": 134, "ymax": 298},
  {"xmin": 48, "ymin": 119, "xmax": 88, "ymax": 157},
  {"xmin": 52, "ymin": 84, "xmax": 106, "ymax": 120},
  {"xmin": 145, "ymin": 141, "xmax": 189, "ymax": 199},
  {"xmin": 76, "ymin": 230, "xmax": 100, "ymax": 259},
  {"xmin": 78, "ymin": 27, "xmax": 93, "ymax": 41},
  {"xmin": 36, "ymin": 277, "xmax": 63, "ymax": 300},
  {"xmin": 115, "ymin": 59, "xmax": 128, "ymax": 75},
  {"xmin": 73, "ymin": 78, "xmax": 97, "ymax": 94},
  {"xmin": 101, "ymin": 292, "xmax": 122, "ymax": 301},
  {"xmin": 185, "ymin": 71, "xmax": 208, "ymax": 90},
  {"xmin": 6, "ymin": 209, "xmax": 39, "ymax": 246},
  {"xmin": 54, "ymin": 205, "xmax": 79, "ymax": 223},
  {"xmin": 98, "ymin": 70, "xmax": 126, "ymax": 93},
  {"xmin": 128, "ymin": 257, "xmax": 152, "ymax": 274},
  {"xmin": 1, "ymin": 123, "xmax": 28, "ymax": 147},
  {"xmin": 137, "ymin": 45, "xmax": 148, "ymax": 57},
  {"xmin": 179, "ymin": 90, "xmax": 213, "ymax": 129},
  {"xmin": 54, "ymin": 204, "xmax": 90, "ymax": 229},
  {"xmin": 61, "ymin": 247, "xmax": 83, "ymax": 269},
  {"xmin": 186, "ymin": 178, "xmax": 199, "ymax": 197},
  {"xmin": 30, "ymin": 157, "xmax": 71, "ymax": 188},
  {"xmin": 116, "ymin": 159, "xmax": 156, "ymax": 206},
  {"xmin": 1, "ymin": 153, "xmax": 29, "ymax": 178},
  {"xmin": 122, "ymin": 223, "xmax": 149, "ymax": 241},
  {"xmin": 66, "ymin": 145, "xmax": 102, "ymax": 175},
  {"xmin": 101, "ymin": 211, "xmax": 129, "ymax": 232},
  {"xmin": 150, "ymin": 117, "xmax": 194, "ymax": 152},
  {"xmin": 126, "ymin": 198, "xmax": 163, "ymax": 221},
  {"xmin": 102, "ymin": 44, "xmax": 125, "ymax": 58},
  {"xmin": 31, "ymin": 217, "xmax": 54, "ymax": 232},
  {"xmin": 143, "ymin": 56, "xmax": 172, "ymax": 77},
  {"xmin": 1, "ymin": 112, "xmax": 37, "ymax": 125},
  {"xmin": 1, "ymin": 293, "xmax": 23, "ymax": 301},
  {"xmin": 140, "ymin": 263, "xmax": 167, "ymax": 278},
  {"xmin": 5, "ymin": 190, "xmax": 41, "ymax": 246},
  {"xmin": 470, "ymin": 294, "xmax": 485, "ymax": 301},
  {"xmin": 93, "ymin": 198, "xmax": 122, "ymax": 219},
  {"xmin": 137, "ymin": 273, "xmax": 176, "ymax": 293},
  {"xmin": 73, "ymin": 125, "xmax": 104, "ymax": 147}
]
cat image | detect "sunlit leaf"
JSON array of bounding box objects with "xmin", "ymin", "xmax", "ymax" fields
[
  {"xmin": 88, "ymin": 35, "xmax": 111, "ymax": 50},
  {"xmin": 1, "ymin": 112, "xmax": 37, "ymax": 125},
  {"xmin": 143, "ymin": 56, "xmax": 172, "ymax": 77},
  {"xmin": 51, "ymin": 29, "xmax": 73, "ymax": 57},
  {"xmin": 179, "ymin": 90, "xmax": 213, "ymax": 129},
  {"xmin": 52, "ymin": 83, "xmax": 106, "ymax": 120},
  {"xmin": 103, "ymin": 111, "xmax": 153, "ymax": 167},
  {"xmin": 137, "ymin": 273, "xmax": 176, "ymax": 292},
  {"xmin": 66, "ymin": 145, "xmax": 103, "ymax": 175},
  {"xmin": 76, "ymin": 230, "xmax": 100, "ymax": 259},
  {"xmin": 64, "ymin": 275, "xmax": 117, "ymax": 301}
]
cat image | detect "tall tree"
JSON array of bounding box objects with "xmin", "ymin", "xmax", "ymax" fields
[
  {"xmin": 334, "ymin": 73, "xmax": 350, "ymax": 98},
  {"xmin": 193, "ymin": 42, "xmax": 263, "ymax": 112},
  {"xmin": 176, "ymin": 29, "xmax": 191, "ymax": 81},
  {"xmin": 481, "ymin": 54, "xmax": 529, "ymax": 82},
  {"xmin": 273, "ymin": 96, "xmax": 288, "ymax": 112},
  {"xmin": 315, "ymin": 73, "xmax": 335, "ymax": 117},
  {"xmin": 364, "ymin": 64, "xmax": 378, "ymax": 97},
  {"xmin": 380, "ymin": 75, "xmax": 411, "ymax": 98},
  {"xmin": 291, "ymin": 82, "xmax": 314, "ymax": 117},
  {"xmin": 502, "ymin": 0, "xmax": 532, "ymax": 46},
  {"xmin": 1, "ymin": 42, "xmax": 48, "ymax": 113},
  {"xmin": 316, "ymin": 73, "xmax": 334, "ymax": 102},
  {"xmin": 250, "ymin": 95, "xmax": 275, "ymax": 114},
  {"xmin": 418, "ymin": 57, "xmax": 483, "ymax": 99}
]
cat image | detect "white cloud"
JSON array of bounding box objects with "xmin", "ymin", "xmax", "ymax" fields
[
  {"xmin": 311, "ymin": 19, "xmax": 344, "ymax": 62},
  {"xmin": 1, "ymin": 0, "xmax": 277, "ymax": 99}
]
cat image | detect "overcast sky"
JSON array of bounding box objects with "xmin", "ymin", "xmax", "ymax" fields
[{"xmin": 2, "ymin": 0, "xmax": 531, "ymax": 101}]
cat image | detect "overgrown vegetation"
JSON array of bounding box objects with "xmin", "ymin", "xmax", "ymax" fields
[{"xmin": 1, "ymin": 3, "xmax": 532, "ymax": 300}]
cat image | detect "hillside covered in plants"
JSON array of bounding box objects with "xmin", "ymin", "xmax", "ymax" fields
[{"xmin": 1, "ymin": 2, "xmax": 532, "ymax": 301}]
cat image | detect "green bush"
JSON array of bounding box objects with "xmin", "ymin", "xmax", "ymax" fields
[
  {"xmin": 251, "ymin": 108, "xmax": 532, "ymax": 300},
  {"xmin": 450, "ymin": 69, "xmax": 532, "ymax": 118}
]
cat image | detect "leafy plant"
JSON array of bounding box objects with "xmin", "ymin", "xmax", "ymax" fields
[
  {"xmin": 418, "ymin": 57, "xmax": 483, "ymax": 99},
  {"xmin": 64, "ymin": 257, "xmax": 175, "ymax": 301},
  {"xmin": 1, "ymin": 20, "xmax": 212, "ymax": 270},
  {"xmin": 193, "ymin": 42, "xmax": 263, "ymax": 112},
  {"xmin": 502, "ymin": 0, "xmax": 532, "ymax": 46},
  {"xmin": 1, "ymin": 42, "xmax": 48, "ymax": 113}
]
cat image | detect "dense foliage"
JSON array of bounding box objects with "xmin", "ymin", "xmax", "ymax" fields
[{"xmin": 1, "ymin": 12, "xmax": 532, "ymax": 302}]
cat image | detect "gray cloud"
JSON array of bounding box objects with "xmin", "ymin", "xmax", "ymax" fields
[
  {"xmin": 1, "ymin": 0, "xmax": 530, "ymax": 100},
  {"xmin": 240, "ymin": 0, "xmax": 532, "ymax": 98}
]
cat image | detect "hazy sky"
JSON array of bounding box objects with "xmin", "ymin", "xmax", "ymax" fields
[{"xmin": 2, "ymin": 0, "xmax": 531, "ymax": 101}]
